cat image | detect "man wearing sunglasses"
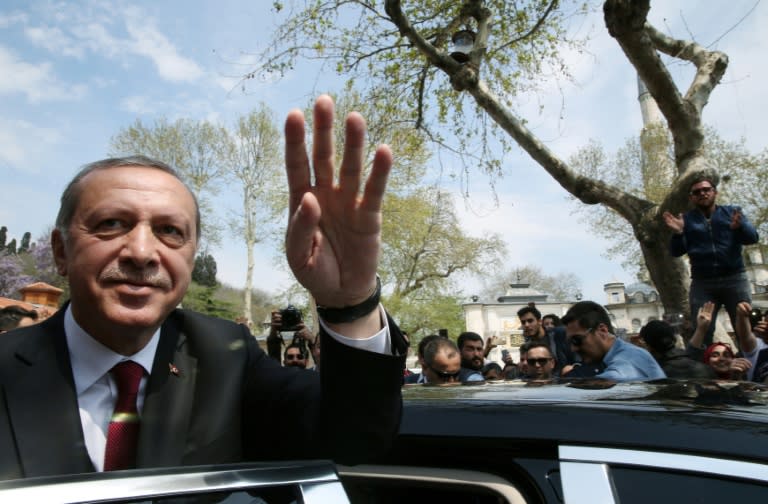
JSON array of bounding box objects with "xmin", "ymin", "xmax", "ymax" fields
[
  {"xmin": 562, "ymin": 301, "xmax": 665, "ymax": 382},
  {"xmin": 283, "ymin": 344, "xmax": 308, "ymax": 369},
  {"xmin": 662, "ymin": 176, "xmax": 759, "ymax": 346},
  {"xmin": 421, "ymin": 338, "xmax": 463, "ymax": 384},
  {"xmin": 524, "ymin": 343, "xmax": 557, "ymax": 381}
]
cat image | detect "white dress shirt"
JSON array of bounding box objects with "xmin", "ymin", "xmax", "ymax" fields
[
  {"xmin": 65, "ymin": 307, "xmax": 158, "ymax": 472},
  {"xmin": 65, "ymin": 304, "xmax": 390, "ymax": 471}
]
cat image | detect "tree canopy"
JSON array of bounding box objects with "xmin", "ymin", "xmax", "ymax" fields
[{"xmin": 254, "ymin": 0, "xmax": 751, "ymax": 319}]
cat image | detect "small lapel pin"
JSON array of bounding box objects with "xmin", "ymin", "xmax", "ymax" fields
[{"xmin": 169, "ymin": 363, "xmax": 180, "ymax": 376}]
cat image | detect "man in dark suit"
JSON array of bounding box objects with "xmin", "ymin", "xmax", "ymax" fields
[{"xmin": 0, "ymin": 95, "xmax": 406, "ymax": 480}]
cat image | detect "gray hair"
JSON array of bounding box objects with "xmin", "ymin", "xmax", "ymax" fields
[{"xmin": 55, "ymin": 155, "xmax": 201, "ymax": 242}]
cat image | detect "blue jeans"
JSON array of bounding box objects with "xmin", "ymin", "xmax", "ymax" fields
[{"xmin": 689, "ymin": 271, "xmax": 752, "ymax": 347}]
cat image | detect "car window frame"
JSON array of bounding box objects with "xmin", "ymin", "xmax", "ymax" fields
[{"xmin": 0, "ymin": 461, "xmax": 348, "ymax": 504}]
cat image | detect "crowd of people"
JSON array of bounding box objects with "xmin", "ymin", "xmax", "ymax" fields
[
  {"xmin": 397, "ymin": 295, "xmax": 767, "ymax": 386},
  {"xmin": 392, "ymin": 175, "xmax": 763, "ymax": 386}
]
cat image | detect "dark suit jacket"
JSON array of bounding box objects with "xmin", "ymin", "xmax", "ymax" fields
[{"xmin": 0, "ymin": 308, "xmax": 406, "ymax": 480}]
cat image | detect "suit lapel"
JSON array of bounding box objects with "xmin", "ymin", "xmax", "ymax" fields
[
  {"xmin": 137, "ymin": 313, "xmax": 197, "ymax": 467},
  {"xmin": 5, "ymin": 312, "xmax": 94, "ymax": 477}
]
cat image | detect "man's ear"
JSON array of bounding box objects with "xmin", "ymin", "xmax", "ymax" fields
[
  {"xmin": 595, "ymin": 323, "xmax": 611, "ymax": 339},
  {"xmin": 51, "ymin": 228, "xmax": 68, "ymax": 276}
]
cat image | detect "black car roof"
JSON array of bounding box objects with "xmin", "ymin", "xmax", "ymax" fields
[{"xmin": 399, "ymin": 380, "xmax": 768, "ymax": 463}]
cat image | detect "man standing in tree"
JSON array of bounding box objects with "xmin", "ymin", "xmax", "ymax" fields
[{"xmin": 663, "ymin": 176, "xmax": 759, "ymax": 346}]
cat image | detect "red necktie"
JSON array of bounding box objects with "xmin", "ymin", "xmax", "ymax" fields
[{"xmin": 103, "ymin": 360, "xmax": 144, "ymax": 471}]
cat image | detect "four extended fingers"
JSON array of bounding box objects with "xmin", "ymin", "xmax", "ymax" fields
[{"xmin": 287, "ymin": 94, "xmax": 389, "ymax": 214}]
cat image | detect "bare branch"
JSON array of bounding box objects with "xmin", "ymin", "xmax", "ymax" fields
[
  {"xmin": 490, "ymin": 0, "xmax": 560, "ymax": 56},
  {"xmin": 645, "ymin": 24, "xmax": 728, "ymax": 114}
]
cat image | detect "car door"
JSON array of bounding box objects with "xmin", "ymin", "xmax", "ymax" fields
[
  {"xmin": 559, "ymin": 445, "xmax": 768, "ymax": 503},
  {"xmin": 0, "ymin": 460, "xmax": 349, "ymax": 504}
]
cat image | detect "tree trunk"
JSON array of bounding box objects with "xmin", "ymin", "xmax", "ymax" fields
[{"xmin": 634, "ymin": 212, "xmax": 689, "ymax": 315}]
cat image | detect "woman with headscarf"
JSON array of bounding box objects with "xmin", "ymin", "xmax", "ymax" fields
[{"xmin": 703, "ymin": 342, "xmax": 752, "ymax": 380}]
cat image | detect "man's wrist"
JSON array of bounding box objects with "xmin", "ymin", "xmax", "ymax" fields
[{"xmin": 316, "ymin": 276, "xmax": 381, "ymax": 324}]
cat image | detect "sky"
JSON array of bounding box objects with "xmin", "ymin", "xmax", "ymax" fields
[{"xmin": 1, "ymin": 0, "xmax": 766, "ymax": 305}]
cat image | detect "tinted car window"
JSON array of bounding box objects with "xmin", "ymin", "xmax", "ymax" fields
[{"xmin": 611, "ymin": 467, "xmax": 768, "ymax": 503}]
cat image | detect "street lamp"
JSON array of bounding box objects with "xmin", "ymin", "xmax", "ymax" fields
[{"xmin": 450, "ymin": 29, "xmax": 476, "ymax": 63}]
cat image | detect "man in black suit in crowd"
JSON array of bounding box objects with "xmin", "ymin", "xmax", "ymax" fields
[{"xmin": 0, "ymin": 95, "xmax": 406, "ymax": 480}]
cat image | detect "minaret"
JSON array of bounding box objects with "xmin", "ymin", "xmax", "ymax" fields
[
  {"xmin": 637, "ymin": 75, "xmax": 674, "ymax": 200},
  {"xmin": 638, "ymin": 75, "xmax": 664, "ymax": 127}
]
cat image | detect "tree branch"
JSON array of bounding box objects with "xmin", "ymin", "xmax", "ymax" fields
[
  {"xmin": 603, "ymin": 0, "xmax": 728, "ymax": 175},
  {"xmin": 386, "ymin": 0, "xmax": 653, "ymax": 224},
  {"xmin": 645, "ymin": 24, "xmax": 728, "ymax": 114},
  {"xmin": 385, "ymin": 0, "xmax": 463, "ymax": 75},
  {"xmin": 489, "ymin": 0, "xmax": 559, "ymax": 56}
]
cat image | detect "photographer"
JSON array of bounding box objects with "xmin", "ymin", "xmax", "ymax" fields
[
  {"xmin": 283, "ymin": 343, "xmax": 309, "ymax": 369},
  {"xmin": 734, "ymin": 302, "xmax": 768, "ymax": 383},
  {"xmin": 267, "ymin": 306, "xmax": 319, "ymax": 370}
]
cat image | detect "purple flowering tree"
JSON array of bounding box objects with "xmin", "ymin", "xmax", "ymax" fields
[{"xmin": 0, "ymin": 254, "xmax": 32, "ymax": 299}]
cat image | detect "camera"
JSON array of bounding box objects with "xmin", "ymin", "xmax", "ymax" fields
[
  {"xmin": 749, "ymin": 308, "xmax": 764, "ymax": 328},
  {"xmin": 279, "ymin": 305, "xmax": 303, "ymax": 332}
]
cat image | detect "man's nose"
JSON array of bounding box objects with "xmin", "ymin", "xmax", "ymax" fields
[{"xmin": 122, "ymin": 224, "xmax": 160, "ymax": 265}]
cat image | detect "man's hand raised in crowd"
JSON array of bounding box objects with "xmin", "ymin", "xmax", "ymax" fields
[
  {"xmin": 730, "ymin": 208, "xmax": 743, "ymax": 230},
  {"xmin": 484, "ymin": 335, "xmax": 498, "ymax": 358},
  {"xmin": 662, "ymin": 211, "xmax": 684, "ymax": 234},
  {"xmin": 729, "ymin": 357, "xmax": 752, "ymax": 380},
  {"xmin": 293, "ymin": 324, "xmax": 315, "ymax": 343},
  {"xmin": 284, "ymin": 95, "xmax": 391, "ymax": 337},
  {"xmin": 269, "ymin": 310, "xmax": 282, "ymax": 333},
  {"xmin": 690, "ymin": 301, "xmax": 715, "ymax": 350}
]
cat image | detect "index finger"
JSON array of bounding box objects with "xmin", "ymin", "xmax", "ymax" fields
[{"xmin": 285, "ymin": 109, "xmax": 310, "ymax": 214}]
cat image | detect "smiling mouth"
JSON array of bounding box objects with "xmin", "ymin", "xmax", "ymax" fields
[
  {"xmin": 114, "ymin": 281, "xmax": 160, "ymax": 292},
  {"xmin": 107, "ymin": 280, "xmax": 169, "ymax": 296},
  {"xmin": 102, "ymin": 270, "xmax": 171, "ymax": 290}
]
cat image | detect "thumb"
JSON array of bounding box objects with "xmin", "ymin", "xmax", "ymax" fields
[{"xmin": 285, "ymin": 192, "xmax": 322, "ymax": 271}]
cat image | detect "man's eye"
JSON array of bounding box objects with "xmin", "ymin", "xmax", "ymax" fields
[
  {"xmin": 158, "ymin": 225, "xmax": 181, "ymax": 236},
  {"xmin": 96, "ymin": 219, "xmax": 125, "ymax": 232},
  {"xmin": 156, "ymin": 225, "xmax": 186, "ymax": 246}
]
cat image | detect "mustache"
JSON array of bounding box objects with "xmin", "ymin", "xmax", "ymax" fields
[{"xmin": 101, "ymin": 267, "xmax": 172, "ymax": 289}]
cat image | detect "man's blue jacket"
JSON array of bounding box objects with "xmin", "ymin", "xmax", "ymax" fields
[{"xmin": 669, "ymin": 204, "xmax": 759, "ymax": 279}]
